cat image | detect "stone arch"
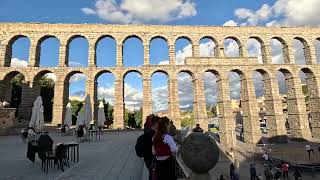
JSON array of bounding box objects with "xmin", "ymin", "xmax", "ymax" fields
[
  {"xmin": 199, "ymin": 36, "xmax": 218, "ymax": 57},
  {"xmin": 248, "ymin": 36, "xmax": 265, "ymax": 63},
  {"xmin": 123, "ymin": 69, "xmax": 143, "ymax": 79},
  {"xmin": 151, "ymin": 71, "xmax": 170, "ymax": 114},
  {"xmin": 271, "ymin": 37, "xmax": 288, "ymax": 64},
  {"xmin": 293, "ymin": 37, "xmax": 311, "ymax": 64},
  {"xmin": 122, "ymin": 35, "xmax": 143, "ymax": 44},
  {"xmin": 277, "ymin": 68, "xmax": 312, "ymax": 140},
  {"xmin": 94, "ymin": 70, "xmax": 114, "ymax": 82},
  {"xmin": 177, "ymin": 69, "xmax": 195, "ymax": 80},
  {"xmin": 33, "ymin": 70, "xmax": 54, "ymax": 82},
  {"xmin": 4, "ymin": 35, "xmax": 31, "ymax": 67},
  {"xmin": 151, "ymin": 69, "xmax": 170, "ymax": 79},
  {"xmin": 175, "ymin": 36, "xmax": 193, "ymax": 65},
  {"xmin": 149, "ymin": 36, "xmax": 169, "ymax": 65},
  {"xmin": 35, "ymin": 35, "xmax": 60, "ymax": 67},
  {"xmin": 150, "ymin": 35, "xmax": 168, "ymax": 43},
  {"xmin": 95, "ymin": 35, "xmax": 117, "ymax": 67},
  {"xmin": 122, "ymin": 35, "xmax": 144, "ymax": 67},
  {"xmin": 32, "ymin": 70, "xmax": 57, "ymax": 122},
  {"xmin": 253, "ymin": 68, "xmax": 288, "ymax": 142},
  {"xmin": 299, "ymin": 67, "xmax": 320, "ymax": 138},
  {"xmin": 0, "ymin": 71, "xmax": 27, "ymax": 119},
  {"xmin": 229, "ymin": 68, "xmax": 262, "ymax": 144},
  {"xmin": 66, "ymin": 35, "xmax": 89, "ymax": 67},
  {"xmin": 224, "ymin": 36, "xmax": 242, "ymax": 57}
]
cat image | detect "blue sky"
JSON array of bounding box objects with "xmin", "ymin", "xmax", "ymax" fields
[{"xmin": 4, "ymin": 0, "xmax": 320, "ymax": 112}]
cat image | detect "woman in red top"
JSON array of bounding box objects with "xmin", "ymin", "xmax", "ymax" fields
[{"xmin": 153, "ymin": 117, "xmax": 178, "ymax": 180}]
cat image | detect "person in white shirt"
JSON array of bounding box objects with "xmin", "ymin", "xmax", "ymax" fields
[
  {"xmin": 153, "ymin": 117, "xmax": 178, "ymax": 180},
  {"xmin": 305, "ymin": 144, "xmax": 314, "ymax": 159},
  {"xmin": 262, "ymin": 152, "xmax": 269, "ymax": 164}
]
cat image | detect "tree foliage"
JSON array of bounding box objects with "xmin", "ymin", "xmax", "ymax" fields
[
  {"xmin": 101, "ymin": 99, "xmax": 114, "ymax": 128},
  {"xmin": 39, "ymin": 77, "xmax": 55, "ymax": 122},
  {"xmin": 10, "ymin": 74, "xmax": 24, "ymax": 110},
  {"xmin": 70, "ymin": 100, "xmax": 83, "ymax": 125}
]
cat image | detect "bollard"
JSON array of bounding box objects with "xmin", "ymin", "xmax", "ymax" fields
[{"xmin": 180, "ymin": 132, "xmax": 219, "ymax": 180}]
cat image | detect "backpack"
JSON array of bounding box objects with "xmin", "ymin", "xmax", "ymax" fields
[{"xmin": 135, "ymin": 133, "xmax": 148, "ymax": 158}]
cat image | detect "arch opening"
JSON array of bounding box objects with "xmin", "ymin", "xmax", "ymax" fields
[
  {"xmin": 175, "ymin": 37, "xmax": 192, "ymax": 65},
  {"xmin": 67, "ymin": 36, "xmax": 88, "ymax": 67},
  {"xmin": 124, "ymin": 72, "xmax": 143, "ymax": 128},
  {"xmin": 224, "ymin": 38, "xmax": 240, "ymax": 57},
  {"xmin": 247, "ymin": 38, "xmax": 263, "ymax": 63},
  {"xmin": 271, "ymin": 38, "xmax": 285, "ymax": 64},
  {"xmin": 96, "ymin": 36, "xmax": 116, "ymax": 67},
  {"xmin": 199, "ymin": 37, "xmax": 216, "ymax": 58},
  {"xmin": 293, "ymin": 38, "xmax": 308, "ymax": 65},
  {"xmin": 96, "ymin": 72, "xmax": 115, "ymax": 128},
  {"xmin": 150, "ymin": 37, "xmax": 169, "ymax": 65},
  {"xmin": 123, "ymin": 36, "xmax": 144, "ymax": 67},
  {"xmin": 151, "ymin": 72, "xmax": 169, "ymax": 114},
  {"xmin": 177, "ymin": 71, "xmax": 194, "ymax": 128},
  {"xmin": 9, "ymin": 36, "xmax": 30, "ymax": 67},
  {"xmin": 38, "ymin": 36, "xmax": 60, "ymax": 67}
]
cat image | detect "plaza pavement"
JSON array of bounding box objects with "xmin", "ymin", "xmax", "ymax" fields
[{"xmin": 0, "ymin": 131, "xmax": 144, "ymax": 180}]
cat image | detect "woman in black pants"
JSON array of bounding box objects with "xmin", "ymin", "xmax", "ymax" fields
[{"xmin": 153, "ymin": 117, "xmax": 178, "ymax": 180}]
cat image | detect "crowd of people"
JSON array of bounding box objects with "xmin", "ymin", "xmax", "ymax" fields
[{"xmin": 135, "ymin": 114, "xmax": 178, "ymax": 180}]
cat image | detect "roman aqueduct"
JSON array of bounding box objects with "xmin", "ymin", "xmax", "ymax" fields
[{"xmin": 0, "ymin": 23, "xmax": 320, "ymax": 146}]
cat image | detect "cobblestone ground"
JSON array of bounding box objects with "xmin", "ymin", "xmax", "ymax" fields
[
  {"xmin": 210, "ymin": 141, "xmax": 320, "ymax": 180},
  {"xmin": 0, "ymin": 131, "xmax": 144, "ymax": 180}
]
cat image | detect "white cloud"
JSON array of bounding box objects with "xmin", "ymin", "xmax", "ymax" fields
[
  {"xmin": 69, "ymin": 61, "xmax": 84, "ymax": 67},
  {"xmin": 176, "ymin": 44, "xmax": 192, "ymax": 64},
  {"xmin": 44, "ymin": 73, "xmax": 57, "ymax": 82},
  {"xmin": 10, "ymin": 58, "xmax": 28, "ymax": 67},
  {"xmin": 224, "ymin": 39, "xmax": 239, "ymax": 57},
  {"xmin": 223, "ymin": 20, "xmax": 238, "ymax": 26},
  {"xmin": 98, "ymin": 86, "xmax": 114, "ymax": 105},
  {"xmin": 81, "ymin": 0, "xmax": 197, "ymax": 24},
  {"xmin": 69, "ymin": 73, "xmax": 87, "ymax": 83},
  {"xmin": 200, "ymin": 41, "xmax": 215, "ymax": 57},
  {"xmin": 152, "ymin": 85, "xmax": 168, "ymax": 112},
  {"xmin": 81, "ymin": 7, "xmax": 96, "ymax": 15},
  {"xmin": 124, "ymin": 83, "xmax": 143, "ymax": 110},
  {"xmin": 230, "ymin": 0, "xmax": 320, "ymax": 27}
]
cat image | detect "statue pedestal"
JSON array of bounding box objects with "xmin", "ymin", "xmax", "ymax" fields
[{"xmin": 0, "ymin": 108, "xmax": 16, "ymax": 135}]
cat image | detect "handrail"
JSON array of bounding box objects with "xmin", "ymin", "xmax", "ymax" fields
[{"xmin": 175, "ymin": 153, "xmax": 191, "ymax": 178}]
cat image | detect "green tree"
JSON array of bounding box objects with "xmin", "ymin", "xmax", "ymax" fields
[
  {"xmin": 128, "ymin": 113, "xmax": 136, "ymax": 128},
  {"xmin": 181, "ymin": 112, "xmax": 195, "ymax": 127},
  {"xmin": 102, "ymin": 99, "xmax": 114, "ymax": 128},
  {"xmin": 39, "ymin": 77, "xmax": 55, "ymax": 122},
  {"xmin": 70, "ymin": 100, "xmax": 84, "ymax": 125},
  {"xmin": 134, "ymin": 108, "xmax": 142, "ymax": 128},
  {"xmin": 10, "ymin": 74, "xmax": 24, "ymax": 111}
]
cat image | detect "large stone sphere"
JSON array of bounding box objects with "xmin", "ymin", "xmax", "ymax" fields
[{"xmin": 180, "ymin": 132, "xmax": 219, "ymax": 174}]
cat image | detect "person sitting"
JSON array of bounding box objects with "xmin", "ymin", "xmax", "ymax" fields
[{"xmin": 153, "ymin": 117, "xmax": 178, "ymax": 180}]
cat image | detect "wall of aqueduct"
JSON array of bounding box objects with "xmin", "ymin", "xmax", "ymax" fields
[{"xmin": 0, "ymin": 23, "xmax": 320, "ymax": 146}]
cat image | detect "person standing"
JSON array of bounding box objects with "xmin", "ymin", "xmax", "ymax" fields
[
  {"xmin": 230, "ymin": 163, "xmax": 235, "ymax": 179},
  {"xmin": 293, "ymin": 168, "xmax": 302, "ymax": 180},
  {"xmin": 264, "ymin": 165, "xmax": 273, "ymax": 180},
  {"xmin": 281, "ymin": 162, "xmax": 289, "ymax": 179},
  {"xmin": 250, "ymin": 163, "xmax": 257, "ymax": 180},
  {"xmin": 262, "ymin": 152, "xmax": 269, "ymax": 164},
  {"xmin": 135, "ymin": 115, "xmax": 159, "ymax": 180},
  {"xmin": 153, "ymin": 117, "xmax": 178, "ymax": 180},
  {"xmin": 305, "ymin": 144, "xmax": 314, "ymax": 159}
]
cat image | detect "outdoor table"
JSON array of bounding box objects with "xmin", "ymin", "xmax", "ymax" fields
[
  {"xmin": 65, "ymin": 142, "xmax": 79, "ymax": 162},
  {"xmin": 89, "ymin": 130, "xmax": 100, "ymax": 141}
]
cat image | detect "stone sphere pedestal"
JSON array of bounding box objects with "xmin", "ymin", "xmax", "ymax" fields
[{"xmin": 180, "ymin": 132, "xmax": 219, "ymax": 180}]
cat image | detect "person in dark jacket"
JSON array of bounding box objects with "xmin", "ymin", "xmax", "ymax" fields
[
  {"xmin": 250, "ymin": 163, "xmax": 257, "ymax": 180},
  {"xmin": 140, "ymin": 115, "xmax": 159, "ymax": 180},
  {"xmin": 230, "ymin": 163, "xmax": 235, "ymax": 179}
]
